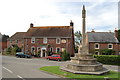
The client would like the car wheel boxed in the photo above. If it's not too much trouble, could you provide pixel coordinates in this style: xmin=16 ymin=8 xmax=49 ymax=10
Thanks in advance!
xmin=58 ymin=59 xmax=60 ymax=61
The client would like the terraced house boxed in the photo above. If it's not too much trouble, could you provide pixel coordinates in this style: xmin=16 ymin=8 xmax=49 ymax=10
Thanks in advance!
xmin=7 ymin=21 xmax=75 ymax=57
xmin=87 ymin=29 xmax=120 ymax=55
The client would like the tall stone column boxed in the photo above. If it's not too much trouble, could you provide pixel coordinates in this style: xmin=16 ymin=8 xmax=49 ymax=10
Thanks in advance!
xmin=60 ymin=5 xmax=109 ymax=75
xmin=82 ymin=5 xmax=86 ymax=47
xmin=79 ymin=5 xmax=88 ymax=54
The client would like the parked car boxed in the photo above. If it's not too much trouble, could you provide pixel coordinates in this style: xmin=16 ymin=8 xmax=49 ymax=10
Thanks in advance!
xmin=46 ymin=54 xmax=62 ymax=61
xmin=16 ymin=52 xmax=31 ymax=58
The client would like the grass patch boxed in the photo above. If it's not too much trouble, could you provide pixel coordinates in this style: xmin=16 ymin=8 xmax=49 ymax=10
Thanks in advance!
xmin=39 ymin=66 xmax=119 ymax=80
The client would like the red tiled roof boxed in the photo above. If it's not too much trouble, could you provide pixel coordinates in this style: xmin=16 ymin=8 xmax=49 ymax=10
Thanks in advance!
xmin=7 ymin=32 xmax=26 ymax=40
xmin=25 ymin=26 xmax=72 ymax=38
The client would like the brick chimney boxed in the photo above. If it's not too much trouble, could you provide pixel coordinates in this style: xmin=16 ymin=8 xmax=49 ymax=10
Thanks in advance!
xmin=30 ymin=23 xmax=34 ymax=28
xmin=70 ymin=20 xmax=74 ymax=27
xmin=114 ymin=28 xmax=118 ymax=38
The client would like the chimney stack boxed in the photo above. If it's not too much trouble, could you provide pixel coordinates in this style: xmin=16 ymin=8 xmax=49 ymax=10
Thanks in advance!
xmin=91 ymin=29 xmax=95 ymax=32
xmin=30 ymin=23 xmax=34 ymax=28
xmin=70 ymin=20 xmax=74 ymax=27
xmin=114 ymin=28 xmax=118 ymax=38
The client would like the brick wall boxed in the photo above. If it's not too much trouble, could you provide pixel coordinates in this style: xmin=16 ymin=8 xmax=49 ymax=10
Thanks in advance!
xmin=89 ymin=42 xmax=119 ymax=55
xmin=24 ymin=38 xmax=74 ymax=56
xmin=7 ymin=40 xmax=23 ymax=48
xmin=0 ymin=42 xmax=7 ymax=52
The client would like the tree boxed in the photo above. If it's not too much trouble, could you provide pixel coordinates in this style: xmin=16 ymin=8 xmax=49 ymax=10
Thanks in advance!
xmin=118 ymin=29 xmax=120 ymax=42
xmin=74 ymin=31 xmax=82 ymax=53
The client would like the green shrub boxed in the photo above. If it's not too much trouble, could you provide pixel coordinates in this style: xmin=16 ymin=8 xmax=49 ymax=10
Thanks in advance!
xmin=61 ymin=50 xmax=70 ymax=61
xmin=6 ymin=45 xmax=22 ymax=55
xmin=55 ymin=50 xmax=70 ymax=61
xmin=94 ymin=55 xmax=120 ymax=66
xmin=6 ymin=47 xmax=12 ymax=54
xmin=101 ymin=49 xmax=115 ymax=55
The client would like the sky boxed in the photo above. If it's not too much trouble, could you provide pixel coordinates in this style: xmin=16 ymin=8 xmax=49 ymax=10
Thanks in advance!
xmin=0 ymin=0 xmax=119 ymax=36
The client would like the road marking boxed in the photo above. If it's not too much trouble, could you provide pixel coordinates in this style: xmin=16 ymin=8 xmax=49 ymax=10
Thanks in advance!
xmin=17 ymin=75 xmax=25 ymax=80
xmin=3 ymin=67 xmax=13 ymax=73
xmin=17 ymin=75 xmax=23 ymax=78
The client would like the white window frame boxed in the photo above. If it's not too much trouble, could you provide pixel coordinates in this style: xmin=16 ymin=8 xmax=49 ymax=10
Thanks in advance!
xmin=50 ymin=47 xmax=53 ymax=52
xmin=94 ymin=43 xmax=99 ymax=49
xmin=16 ymin=40 xmax=18 ymax=43
xmin=43 ymin=37 xmax=47 ymax=43
xmin=61 ymin=39 xmax=66 ymax=43
xmin=56 ymin=38 xmax=61 ymax=44
xmin=108 ymin=44 xmax=113 ymax=49
xmin=31 ymin=37 xmax=35 ymax=43
xmin=37 ymin=47 xmax=40 ymax=52
xmin=31 ymin=46 xmax=35 ymax=55
xmin=56 ymin=47 xmax=61 ymax=53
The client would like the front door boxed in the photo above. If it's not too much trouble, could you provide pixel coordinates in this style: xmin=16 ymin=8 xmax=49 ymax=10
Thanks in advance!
xmin=41 ymin=48 xmax=46 ymax=57
xmin=42 ymin=50 xmax=46 ymax=57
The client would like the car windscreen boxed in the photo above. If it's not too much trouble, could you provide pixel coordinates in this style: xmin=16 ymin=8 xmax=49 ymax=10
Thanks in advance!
xmin=52 ymin=55 xmax=59 ymax=57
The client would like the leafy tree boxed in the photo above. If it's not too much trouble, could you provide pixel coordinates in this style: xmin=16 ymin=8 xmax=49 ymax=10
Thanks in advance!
xmin=74 ymin=31 xmax=82 ymax=53
xmin=118 ymin=29 xmax=120 ymax=42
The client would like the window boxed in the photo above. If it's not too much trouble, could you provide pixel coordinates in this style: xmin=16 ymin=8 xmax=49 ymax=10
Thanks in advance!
xmin=37 ymin=47 xmax=40 ymax=53
xmin=56 ymin=38 xmax=61 ymax=44
xmin=108 ymin=44 xmax=113 ymax=49
xmin=10 ymin=40 xmax=12 ymax=43
xmin=16 ymin=40 xmax=18 ymax=43
xmin=94 ymin=43 xmax=99 ymax=49
xmin=95 ymin=51 xmax=99 ymax=55
xmin=50 ymin=47 xmax=53 ymax=52
xmin=61 ymin=39 xmax=66 ymax=43
xmin=31 ymin=37 xmax=35 ymax=43
xmin=43 ymin=37 xmax=47 ymax=43
xmin=31 ymin=46 xmax=35 ymax=55
xmin=56 ymin=47 xmax=60 ymax=53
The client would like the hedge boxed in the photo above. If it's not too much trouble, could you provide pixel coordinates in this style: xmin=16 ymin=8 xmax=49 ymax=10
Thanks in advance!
xmin=94 ymin=55 xmax=120 ymax=66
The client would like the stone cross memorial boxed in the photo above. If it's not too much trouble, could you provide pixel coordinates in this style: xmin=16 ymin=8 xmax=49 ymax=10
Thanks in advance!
xmin=60 ymin=5 xmax=109 ymax=75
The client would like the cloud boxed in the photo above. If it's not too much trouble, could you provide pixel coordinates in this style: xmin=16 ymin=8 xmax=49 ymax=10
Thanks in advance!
xmin=0 ymin=0 xmax=118 ymax=36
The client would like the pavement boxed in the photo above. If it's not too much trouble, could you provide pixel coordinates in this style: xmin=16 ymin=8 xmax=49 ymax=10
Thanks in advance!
xmin=1 ymin=55 xmax=120 ymax=79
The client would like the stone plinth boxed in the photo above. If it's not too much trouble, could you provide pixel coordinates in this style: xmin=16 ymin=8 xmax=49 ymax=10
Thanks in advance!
xmin=60 ymin=54 xmax=109 ymax=75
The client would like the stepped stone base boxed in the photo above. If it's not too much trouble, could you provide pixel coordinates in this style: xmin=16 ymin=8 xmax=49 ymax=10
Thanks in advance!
xmin=60 ymin=54 xmax=109 ymax=75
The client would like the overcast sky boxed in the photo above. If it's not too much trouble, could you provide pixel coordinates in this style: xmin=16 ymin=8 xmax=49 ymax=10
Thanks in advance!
xmin=0 ymin=0 xmax=119 ymax=36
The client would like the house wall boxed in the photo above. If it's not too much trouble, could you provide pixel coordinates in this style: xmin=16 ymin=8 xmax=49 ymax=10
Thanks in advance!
xmin=7 ymin=40 xmax=23 ymax=48
xmin=24 ymin=38 xmax=74 ymax=56
xmin=0 ymin=42 xmax=7 ymax=52
xmin=89 ymin=42 xmax=119 ymax=55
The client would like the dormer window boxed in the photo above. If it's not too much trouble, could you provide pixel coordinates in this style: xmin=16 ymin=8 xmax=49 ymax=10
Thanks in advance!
xmin=56 ymin=38 xmax=61 ymax=44
xmin=31 ymin=37 xmax=35 ymax=43
xmin=108 ymin=44 xmax=113 ymax=49
xmin=94 ymin=43 xmax=99 ymax=49
xmin=43 ymin=37 xmax=47 ymax=43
